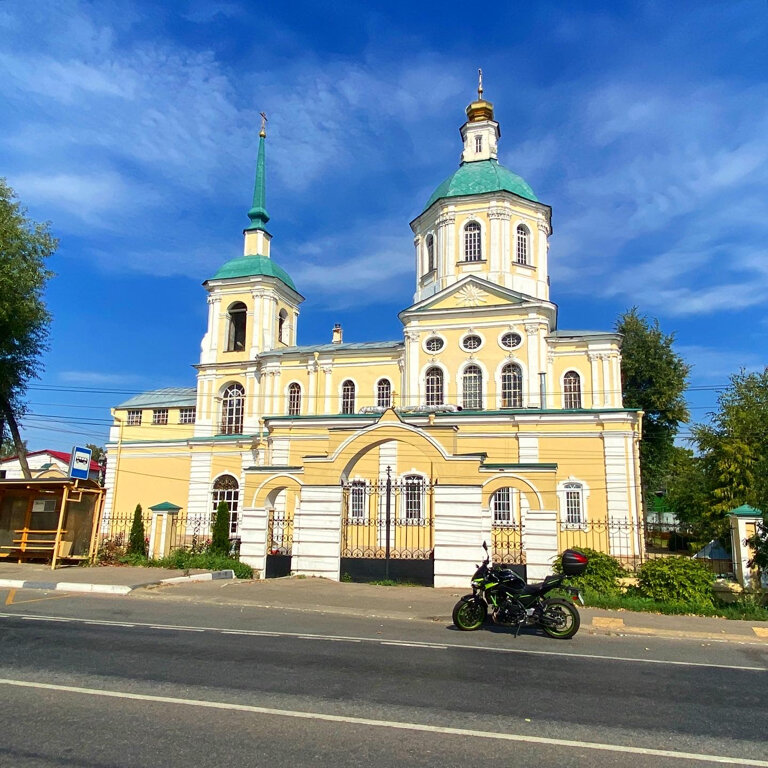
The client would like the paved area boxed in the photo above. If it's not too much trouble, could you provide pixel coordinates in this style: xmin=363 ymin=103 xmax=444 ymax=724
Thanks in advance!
xmin=0 ymin=562 xmax=765 ymax=642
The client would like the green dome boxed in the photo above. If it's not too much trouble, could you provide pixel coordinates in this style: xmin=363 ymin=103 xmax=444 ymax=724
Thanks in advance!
xmin=424 ymin=159 xmax=538 ymax=212
xmin=209 ymin=254 xmax=296 ymax=291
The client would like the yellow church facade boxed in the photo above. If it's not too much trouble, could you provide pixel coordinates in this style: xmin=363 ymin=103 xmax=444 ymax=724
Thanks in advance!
xmin=104 ymin=88 xmax=643 ymax=587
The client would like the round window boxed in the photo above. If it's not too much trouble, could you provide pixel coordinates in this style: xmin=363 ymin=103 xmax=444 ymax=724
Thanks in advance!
xmin=462 ymin=334 xmax=482 ymax=351
xmin=425 ymin=336 xmax=444 ymax=353
xmin=501 ymin=332 xmax=522 ymax=349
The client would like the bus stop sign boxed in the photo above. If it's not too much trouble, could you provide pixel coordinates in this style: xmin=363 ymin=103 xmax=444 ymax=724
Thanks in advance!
xmin=69 ymin=446 xmax=92 ymax=480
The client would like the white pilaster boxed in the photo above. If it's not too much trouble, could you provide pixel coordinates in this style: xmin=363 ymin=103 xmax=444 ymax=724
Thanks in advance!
xmin=603 ymin=432 xmax=635 ymax=558
xmin=239 ymin=505 xmax=269 ymax=577
xmin=588 ymin=352 xmax=601 ymax=408
xmin=525 ymin=321 xmax=541 ymax=407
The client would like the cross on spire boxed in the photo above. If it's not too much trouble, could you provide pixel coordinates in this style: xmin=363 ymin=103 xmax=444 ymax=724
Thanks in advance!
xmin=259 ymin=111 xmax=268 ymax=138
xmin=478 ymin=68 xmax=483 ymax=100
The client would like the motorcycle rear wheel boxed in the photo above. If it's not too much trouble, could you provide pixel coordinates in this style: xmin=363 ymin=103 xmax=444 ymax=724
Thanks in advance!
xmin=541 ymin=598 xmax=580 ymax=639
xmin=452 ymin=597 xmax=487 ymax=631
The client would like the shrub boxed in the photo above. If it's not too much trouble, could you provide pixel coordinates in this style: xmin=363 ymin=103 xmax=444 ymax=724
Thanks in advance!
xmin=96 ymin=534 xmax=126 ymax=564
xmin=554 ymin=547 xmax=626 ymax=596
xmin=153 ymin=548 xmax=253 ymax=579
xmin=636 ymin=556 xmax=715 ymax=605
xmin=210 ymin=500 xmax=231 ymax=556
xmin=128 ymin=504 xmax=147 ymax=556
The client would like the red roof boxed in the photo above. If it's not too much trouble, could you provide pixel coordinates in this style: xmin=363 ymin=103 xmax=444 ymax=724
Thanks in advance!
xmin=1 ymin=449 xmax=101 ymax=472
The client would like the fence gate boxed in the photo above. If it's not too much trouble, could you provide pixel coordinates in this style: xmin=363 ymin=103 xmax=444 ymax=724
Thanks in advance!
xmin=265 ymin=506 xmax=293 ymax=578
xmin=341 ymin=467 xmax=434 ymax=585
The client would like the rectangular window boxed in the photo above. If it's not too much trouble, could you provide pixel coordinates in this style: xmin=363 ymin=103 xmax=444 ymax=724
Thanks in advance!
xmin=475 ymin=135 xmax=482 ymax=152
xmin=152 ymin=409 xmax=168 ymax=425
xmin=179 ymin=407 xmax=196 ymax=424
xmin=127 ymin=410 xmax=142 ymax=426
xmin=565 ymin=488 xmax=583 ymax=525
xmin=493 ymin=488 xmax=512 ymax=524
xmin=350 ymin=482 xmax=366 ymax=519
xmin=404 ymin=477 xmax=424 ymax=521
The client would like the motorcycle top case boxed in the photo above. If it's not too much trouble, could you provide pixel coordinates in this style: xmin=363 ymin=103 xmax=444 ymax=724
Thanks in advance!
xmin=561 ymin=549 xmax=588 ymax=576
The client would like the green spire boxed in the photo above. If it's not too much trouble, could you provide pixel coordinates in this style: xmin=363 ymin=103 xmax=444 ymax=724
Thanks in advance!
xmin=245 ymin=114 xmax=270 ymax=233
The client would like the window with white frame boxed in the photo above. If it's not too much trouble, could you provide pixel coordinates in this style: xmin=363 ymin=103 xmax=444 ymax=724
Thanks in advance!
xmin=564 ymin=370 xmax=582 ymax=409
xmin=226 ymin=302 xmax=247 ymax=352
xmin=179 ymin=407 xmax=196 ymax=424
xmin=403 ymin=475 xmax=424 ymax=520
xmin=152 ymin=408 xmax=168 ymax=425
xmin=500 ymin=332 xmax=522 ymax=350
xmin=425 ymin=336 xmax=444 ymax=353
xmin=501 ymin=363 xmax=523 ymax=408
xmin=492 ymin=487 xmax=515 ymax=525
xmin=221 ymin=383 xmax=245 ymax=434
xmin=212 ymin=474 xmax=240 ymax=536
xmin=563 ymin=482 xmax=585 ymax=526
xmin=349 ymin=480 xmax=366 ymax=519
xmin=462 ymin=365 xmax=483 ymax=410
xmin=462 ymin=334 xmax=482 ymax=351
xmin=288 ymin=382 xmax=301 ymax=416
xmin=516 ymin=225 xmax=529 ymax=265
xmin=426 ymin=235 xmax=435 ymax=272
xmin=463 ymin=221 xmax=482 ymax=261
xmin=425 ymin=367 xmax=444 ymax=406
xmin=377 ymin=378 xmax=392 ymax=409
xmin=341 ymin=380 xmax=356 ymax=414
xmin=475 ymin=135 xmax=483 ymax=153
xmin=127 ymin=410 xmax=142 ymax=426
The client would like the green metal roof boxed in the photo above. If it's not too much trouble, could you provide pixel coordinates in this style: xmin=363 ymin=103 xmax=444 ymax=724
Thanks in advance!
xmin=424 ymin=159 xmax=538 ymax=212
xmin=245 ymin=134 xmax=270 ymax=234
xmin=149 ymin=501 xmax=182 ymax=512
xmin=730 ymin=504 xmax=763 ymax=518
xmin=117 ymin=387 xmax=196 ymax=409
xmin=209 ymin=254 xmax=296 ymax=291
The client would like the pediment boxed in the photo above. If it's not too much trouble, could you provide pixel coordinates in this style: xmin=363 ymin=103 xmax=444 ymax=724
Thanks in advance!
xmin=402 ymin=276 xmax=536 ymax=315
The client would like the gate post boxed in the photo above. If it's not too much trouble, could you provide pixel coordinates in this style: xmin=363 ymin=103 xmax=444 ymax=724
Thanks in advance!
xmin=148 ymin=502 xmax=181 ymax=559
xmin=293 ymin=485 xmax=343 ymax=580
xmin=729 ymin=505 xmax=763 ymax=588
xmin=239 ymin=506 xmax=269 ymax=578
xmin=433 ymin=485 xmax=482 ymax=588
xmin=522 ymin=509 xmax=558 ymax=581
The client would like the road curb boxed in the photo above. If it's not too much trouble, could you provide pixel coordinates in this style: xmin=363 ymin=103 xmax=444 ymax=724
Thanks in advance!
xmin=0 ymin=570 xmax=235 ymax=596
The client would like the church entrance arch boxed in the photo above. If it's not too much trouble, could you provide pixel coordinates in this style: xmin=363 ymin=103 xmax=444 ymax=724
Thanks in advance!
xmin=257 ymin=481 xmax=300 ymax=579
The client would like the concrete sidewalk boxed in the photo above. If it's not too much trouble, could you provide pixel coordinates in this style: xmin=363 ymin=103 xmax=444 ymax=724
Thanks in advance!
xmin=0 ymin=563 xmax=765 ymax=643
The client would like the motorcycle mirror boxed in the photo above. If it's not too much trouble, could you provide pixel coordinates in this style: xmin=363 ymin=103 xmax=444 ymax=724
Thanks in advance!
xmin=482 ymin=541 xmax=488 ymax=553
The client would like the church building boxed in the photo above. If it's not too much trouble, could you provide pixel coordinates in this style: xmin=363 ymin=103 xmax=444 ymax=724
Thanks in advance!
xmin=104 ymin=83 xmax=643 ymax=587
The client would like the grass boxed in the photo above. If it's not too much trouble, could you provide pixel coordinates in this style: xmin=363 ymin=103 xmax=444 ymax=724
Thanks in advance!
xmin=96 ymin=548 xmax=254 ymax=579
xmin=582 ymin=588 xmax=768 ymax=622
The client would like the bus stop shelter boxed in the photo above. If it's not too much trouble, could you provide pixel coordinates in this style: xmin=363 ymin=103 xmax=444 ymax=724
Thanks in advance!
xmin=0 ymin=478 xmax=105 ymax=568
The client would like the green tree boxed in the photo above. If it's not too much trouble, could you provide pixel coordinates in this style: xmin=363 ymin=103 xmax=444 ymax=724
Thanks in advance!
xmin=662 ymin=446 xmax=717 ymax=538
xmin=616 ymin=308 xmax=690 ymax=506
xmin=210 ymin=500 xmax=231 ymax=556
xmin=86 ymin=444 xmax=105 ymax=463
xmin=692 ymin=368 xmax=768 ymax=523
xmin=0 ymin=179 xmax=57 ymax=479
xmin=128 ymin=504 xmax=146 ymax=556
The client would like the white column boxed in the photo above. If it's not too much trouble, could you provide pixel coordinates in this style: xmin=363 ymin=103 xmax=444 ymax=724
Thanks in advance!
xmin=489 ymin=206 xmax=501 ymax=277
xmin=601 ymin=354 xmax=613 ymax=408
xmin=186 ymin=451 xmax=213 ymax=525
xmin=433 ymin=485 xmax=483 ymax=588
xmin=243 ymin=371 xmax=259 ymax=433
xmin=293 ymin=485 xmax=343 ymax=579
xmin=536 ymin=219 xmax=550 ymax=300
xmin=525 ymin=321 xmax=541 ymax=407
xmin=322 ymin=365 xmax=333 ymax=413
xmin=603 ymin=432 xmax=634 ymax=558
xmin=588 ymin=352 xmax=601 ymax=408
xmin=522 ymin=508 xmax=558 ymax=581
xmin=405 ymin=330 xmax=420 ymax=407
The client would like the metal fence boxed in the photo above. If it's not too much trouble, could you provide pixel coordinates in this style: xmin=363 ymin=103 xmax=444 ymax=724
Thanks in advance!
xmin=99 ymin=510 xmax=214 ymax=556
xmin=557 ymin=518 xmax=733 ymax=575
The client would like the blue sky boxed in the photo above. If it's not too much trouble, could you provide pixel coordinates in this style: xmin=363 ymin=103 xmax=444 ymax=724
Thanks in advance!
xmin=1 ymin=0 xmax=766 ymax=451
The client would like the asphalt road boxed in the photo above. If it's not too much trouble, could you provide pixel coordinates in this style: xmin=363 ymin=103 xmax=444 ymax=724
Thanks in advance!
xmin=0 ymin=592 xmax=766 ymax=767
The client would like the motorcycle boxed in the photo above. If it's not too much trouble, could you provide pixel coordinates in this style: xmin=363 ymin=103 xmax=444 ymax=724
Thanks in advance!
xmin=452 ymin=543 xmax=588 ymax=639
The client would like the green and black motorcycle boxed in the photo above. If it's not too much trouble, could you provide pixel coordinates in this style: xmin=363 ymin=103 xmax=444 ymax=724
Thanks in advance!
xmin=452 ymin=542 xmax=587 ymax=639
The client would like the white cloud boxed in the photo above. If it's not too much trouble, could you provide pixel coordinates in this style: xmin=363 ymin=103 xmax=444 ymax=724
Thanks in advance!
xmin=59 ymin=370 xmax=145 ymax=385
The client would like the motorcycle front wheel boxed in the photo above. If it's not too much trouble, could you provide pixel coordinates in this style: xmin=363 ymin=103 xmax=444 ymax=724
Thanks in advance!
xmin=541 ymin=598 xmax=580 ymax=639
xmin=452 ymin=597 xmax=487 ymax=631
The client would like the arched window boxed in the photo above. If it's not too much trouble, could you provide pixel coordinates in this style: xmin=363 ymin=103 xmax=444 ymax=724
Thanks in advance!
xmin=426 ymin=234 xmax=435 ymax=272
xmin=341 ymin=380 xmax=356 ymax=414
xmin=425 ymin=367 xmax=443 ymax=406
xmin=278 ymin=309 xmax=288 ymax=343
xmin=403 ymin=475 xmax=424 ymax=521
xmin=462 ymin=365 xmax=483 ymax=410
xmin=463 ymin=221 xmax=482 ymax=262
xmin=501 ymin=363 xmax=523 ymax=409
xmin=516 ymin=225 xmax=529 ymax=265
xmin=377 ymin=378 xmax=392 ymax=409
xmin=226 ymin=302 xmax=247 ymax=352
xmin=288 ymin=382 xmax=301 ymax=416
xmin=212 ymin=474 xmax=240 ymax=536
xmin=349 ymin=480 xmax=366 ymax=519
xmin=492 ymin=487 xmax=514 ymax=525
xmin=221 ymin=383 xmax=244 ymax=434
xmin=563 ymin=482 xmax=584 ymax=526
xmin=564 ymin=371 xmax=582 ymax=409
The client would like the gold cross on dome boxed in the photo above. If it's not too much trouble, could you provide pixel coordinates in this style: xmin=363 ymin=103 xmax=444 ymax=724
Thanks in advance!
xmin=478 ymin=68 xmax=483 ymax=99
